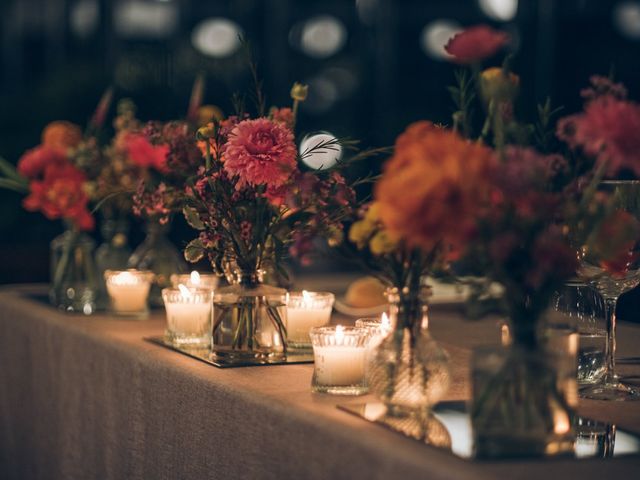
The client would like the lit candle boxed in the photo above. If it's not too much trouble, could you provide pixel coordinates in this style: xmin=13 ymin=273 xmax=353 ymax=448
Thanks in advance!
xmin=286 ymin=291 xmax=335 ymax=348
xmin=162 ymin=285 xmax=213 ymax=348
xmin=104 ymin=269 xmax=154 ymax=317
xmin=310 ymin=325 xmax=369 ymax=395
xmin=170 ymin=271 xmax=219 ymax=290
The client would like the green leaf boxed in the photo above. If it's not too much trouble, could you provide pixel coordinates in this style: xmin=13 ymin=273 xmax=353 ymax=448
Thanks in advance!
xmin=0 ymin=157 xmax=27 ymax=185
xmin=183 ymin=206 xmax=205 ymax=230
xmin=184 ymin=238 xmax=205 ymax=263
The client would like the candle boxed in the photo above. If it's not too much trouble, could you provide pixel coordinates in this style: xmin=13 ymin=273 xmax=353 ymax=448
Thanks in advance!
xmin=162 ymin=285 xmax=213 ymax=348
xmin=286 ymin=291 xmax=335 ymax=348
xmin=356 ymin=313 xmax=393 ymax=380
xmin=310 ymin=325 xmax=369 ymax=395
xmin=170 ymin=271 xmax=219 ymax=290
xmin=104 ymin=269 xmax=154 ymax=317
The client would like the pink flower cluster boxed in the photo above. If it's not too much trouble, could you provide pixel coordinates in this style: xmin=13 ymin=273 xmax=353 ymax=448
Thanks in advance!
xmin=557 ymin=95 xmax=640 ymax=177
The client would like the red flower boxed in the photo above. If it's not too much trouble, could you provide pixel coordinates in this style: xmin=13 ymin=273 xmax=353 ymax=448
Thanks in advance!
xmin=23 ymin=162 xmax=94 ymax=231
xmin=444 ymin=25 xmax=510 ymax=64
xmin=17 ymin=145 xmax=68 ymax=179
xmin=124 ymin=133 xmax=170 ymax=173
xmin=270 ymin=107 xmax=295 ymax=129
xmin=222 ymin=118 xmax=297 ymax=190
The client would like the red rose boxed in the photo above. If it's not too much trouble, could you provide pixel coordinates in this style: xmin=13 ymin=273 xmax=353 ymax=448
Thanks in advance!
xmin=444 ymin=25 xmax=510 ymax=64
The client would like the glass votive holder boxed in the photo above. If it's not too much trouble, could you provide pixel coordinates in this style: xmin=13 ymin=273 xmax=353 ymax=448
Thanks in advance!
xmin=162 ymin=286 xmax=213 ymax=348
xmin=104 ymin=269 xmax=154 ymax=317
xmin=170 ymin=271 xmax=219 ymax=291
xmin=286 ymin=291 xmax=335 ymax=350
xmin=310 ymin=325 xmax=369 ymax=395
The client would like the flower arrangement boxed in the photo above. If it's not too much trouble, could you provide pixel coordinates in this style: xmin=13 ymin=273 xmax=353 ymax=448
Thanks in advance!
xmin=370 ymin=23 xmax=640 ymax=454
xmin=182 ymin=82 xmax=357 ymax=281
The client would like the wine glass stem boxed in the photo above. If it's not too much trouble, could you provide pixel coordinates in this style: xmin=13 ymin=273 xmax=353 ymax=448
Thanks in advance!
xmin=603 ymin=297 xmax=618 ymax=385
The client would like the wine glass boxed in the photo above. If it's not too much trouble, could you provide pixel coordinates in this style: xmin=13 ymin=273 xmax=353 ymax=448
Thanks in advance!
xmin=579 ymin=180 xmax=640 ymax=401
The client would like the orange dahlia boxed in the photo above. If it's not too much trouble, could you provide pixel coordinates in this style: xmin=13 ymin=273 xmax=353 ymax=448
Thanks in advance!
xmin=374 ymin=121 xmax=496 ymax=253
xmin=41 ymin=121 xmax=83 ymax=152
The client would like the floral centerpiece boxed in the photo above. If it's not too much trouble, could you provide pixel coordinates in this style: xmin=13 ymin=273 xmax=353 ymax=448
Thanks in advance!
xmin=6 ymin=100 xmax=111 ymax=312
xmin=105 ymin=98 xmax=206 ymax=304
xmin=365 ymin=24 xmax=640 ymax=456
xmin=181 ymin=82 xmax=358 ymax=359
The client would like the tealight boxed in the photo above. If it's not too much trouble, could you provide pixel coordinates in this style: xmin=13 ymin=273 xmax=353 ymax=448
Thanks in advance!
xmin=170 ymin=271 xmax=219 ymax=290
xmin=356 ymin=313 xmax=393 ymax=380
xmin=310 ymin=325 xmax=369 ymax=395
xmin=162 ymin=285 xmax=213 ymax=348
xmin=104 ymin=269 xmax=154 ymax=317
xmin=286 ymin=291 xmax=335 ymax=349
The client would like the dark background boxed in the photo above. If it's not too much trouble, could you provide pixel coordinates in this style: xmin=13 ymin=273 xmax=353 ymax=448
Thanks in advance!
xmin=1 ymin=0 xmax=640 ymax=287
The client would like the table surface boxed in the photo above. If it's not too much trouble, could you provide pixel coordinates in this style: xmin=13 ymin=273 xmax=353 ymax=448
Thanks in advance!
xmin=2 ymin=281 xmax=640 ymax=480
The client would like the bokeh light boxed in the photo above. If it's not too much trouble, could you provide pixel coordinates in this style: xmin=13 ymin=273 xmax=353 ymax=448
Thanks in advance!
xmin=191 ymin=18 xmax=243 ymax=57
xmin=291 ymin=15 xmax=348 ymax=59
xmin=613 ymin=1 xmax=640 ymax=39
xmin=300 ymin=132 xmax=342 ymax=170
xmin=478 ymin=0 xmax=518 ymax=22
xmin=420 ymin=20 xmax=463 ymax=60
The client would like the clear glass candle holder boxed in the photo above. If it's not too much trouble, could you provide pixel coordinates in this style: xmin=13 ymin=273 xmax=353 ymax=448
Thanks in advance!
xmin=310 ymin=325 xmax=369 ymax=395
xmin=286 ymin=291 xmax=335 ymax=349
xmin=170 ymin=271 xmax=219 ymax=291
xmin=162 ymin=286 xmax=213 ymax=348
xmin=356 ymin=315 xmax=393 ymax=380
xmin=104 ymin=269 xmax=154 ymax=317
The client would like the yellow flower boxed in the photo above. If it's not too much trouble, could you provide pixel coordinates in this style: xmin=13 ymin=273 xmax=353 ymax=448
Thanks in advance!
xmin=197 ymin=105 xmax=224 ymax=127
xmin=369 ymin=230 xmax=398 ymax=256
xmin=290 ymin=82 xmax=309 ymax=102
xmin=364 ymin=202 xmax=381 ymax=222
xmin=349 ymin=219 xmax=376 ymax=249
xmin=480 ymin=67 xmax=520 ymax=104
xmin=196 ymin=125 xmax=215 ymax=139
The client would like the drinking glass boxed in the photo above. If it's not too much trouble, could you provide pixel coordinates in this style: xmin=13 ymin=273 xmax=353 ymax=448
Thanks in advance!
xmin=552 ymin=281 xmax=606 ymax=387
xmin=579 ymin=180 xmax=640 ymax=400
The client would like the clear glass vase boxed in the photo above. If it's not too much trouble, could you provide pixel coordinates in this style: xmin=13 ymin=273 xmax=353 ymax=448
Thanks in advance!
xmin=471 ymin=315 xmax=577 ymax=459
xmin=128 ymin=220 xmax=187 ymax=307
xmin=368 ymin=286 xmax=451 ymax=417
xmin=49 ymin=227 xmax=100 ymax=314
xmin=212 ymin=269 xmax=288 ymax=361
xmin=96 ymin=215 xmax=132 ymax=273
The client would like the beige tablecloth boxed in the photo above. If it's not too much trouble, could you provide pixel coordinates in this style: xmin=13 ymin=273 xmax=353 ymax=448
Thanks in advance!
xmin=1 ymin=283 xmax=640 ymax=480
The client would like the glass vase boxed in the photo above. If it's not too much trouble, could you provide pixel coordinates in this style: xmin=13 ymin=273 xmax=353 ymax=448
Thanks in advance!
xmin=471 ymin=315 xmax=578 ymax=458
xmin=96 ymin=215 xmax=132 ymax=309
xmin=49 ymin=227 xmax=100 ymax=314
xmin=128 ymin=220 xmax=187 ymax=307
xmin=368 ymin=286 xmax=451 ymax=417
xmin=96 ymin=215 xmax=131 ymax=273
xmin=212 ymin=269 xmax=288 ymax=361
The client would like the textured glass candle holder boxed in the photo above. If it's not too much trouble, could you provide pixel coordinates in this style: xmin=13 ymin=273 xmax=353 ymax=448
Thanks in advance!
xmin=162 ymin=287 xmax=213 ymax=348
xmin=104 ymin=269 xmax=154 ymax=318
xmin=170 ymin=272 xmax=219 ymax=291
xmin=286 ymin=291 xmax=335 ymax=350
xmin=310 ymin=325 xmax=369 ymax=395
xmin=356 ymin=316 xmax=393 ymax=382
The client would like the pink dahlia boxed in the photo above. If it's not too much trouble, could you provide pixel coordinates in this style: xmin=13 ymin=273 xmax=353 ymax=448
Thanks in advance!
xmin=222 ymin=118 xmax=297 ymax=190
xmin=444 ymin=25 xmax=510 ymax=64
xmin=558 ymin=96 xmax=640 ymax=176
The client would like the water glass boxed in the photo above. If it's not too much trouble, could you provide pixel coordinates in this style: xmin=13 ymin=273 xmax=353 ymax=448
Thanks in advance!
xmin=552 ymin=281 xmax=606 ymax=386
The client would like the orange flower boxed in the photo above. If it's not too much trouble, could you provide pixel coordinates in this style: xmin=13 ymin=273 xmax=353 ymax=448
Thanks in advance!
xmin=374 ymin=121 xmax=496 ymax=253
xmin=41 ymin=121 xmax=83 ymax=152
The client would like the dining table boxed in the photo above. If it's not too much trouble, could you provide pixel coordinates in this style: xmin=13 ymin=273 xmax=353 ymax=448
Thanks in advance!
xmin=1 ymin=278 xmax=640 ymax=480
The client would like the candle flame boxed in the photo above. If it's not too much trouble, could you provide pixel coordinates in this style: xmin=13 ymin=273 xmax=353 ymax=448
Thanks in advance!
xmin=335 ymin=324 xmax=344 ymax=343
xmin=190 ymin=271 xmax=201 ymax=285
xmin=112 ymin=270 xmax=138 ymax=286
xmin=301 ymin=290 xmax=315 ymax=308
xmin=178 ymin=284 xmax=192 ymax=298
xmin=381 ymin=312 xmax=390 ymax=329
